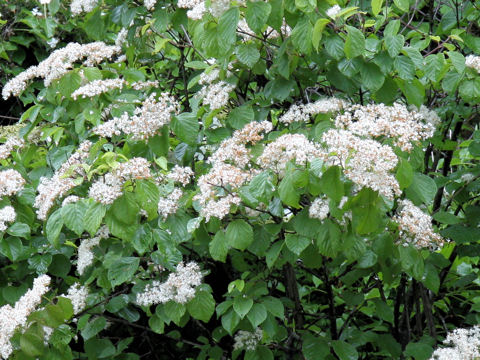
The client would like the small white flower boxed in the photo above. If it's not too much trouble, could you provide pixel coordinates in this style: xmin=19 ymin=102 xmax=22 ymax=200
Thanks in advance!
xmin=32 ymin=7 xmax=43 ymax=16
xmin=326 ymin=4 xmax=342 ymax=18
xmin=47 ymin=38 xmax=59 ymax=49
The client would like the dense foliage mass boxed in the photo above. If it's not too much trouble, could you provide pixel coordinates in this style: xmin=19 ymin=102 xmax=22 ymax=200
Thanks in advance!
xmin=1 ymin=0 xmax=480 ymax=359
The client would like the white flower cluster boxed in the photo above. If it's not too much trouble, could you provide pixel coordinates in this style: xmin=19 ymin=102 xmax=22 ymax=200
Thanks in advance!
xmin=0 ymin=275 xmax=50 ymax=359
xmin=63 ymin=283 xmax=89 ymax=315
xmin=279 ymin=97 xmax=349 ymax=124
xmin=144 ymin=0 xmax=157 ymax=10
xmin=70 ymin=0 xmax=99 ymax=15
xmin=393 ymin=199 xmax=445 ymax=249
xmin=194 ymin=121 xmax=272 ymax=220
xmin=89 ymin=157 xmax=152 ymax=205
xmin=335 ymin=103 xmax=437 ymax=152
xmin=257 ymin=133 xmax=323 ymax=174
xmin=197 ymin=65 xmax=236 ymax=110
xmin=71 ymin=79 xmax=159 ymax=99
xmin=167 ymin=165 xmax=194 ymax=186
xmin=430 ymin=326 xmax=480 ymax=360
xmin=322 ymin=129 xmax=400 ymax=200
xmin=158 ymin=188 xmax=183 ymax=219
xmin=0 ymin=169 xmax=25 ymax=197
xmin=77 ymin=226 xmax=109 ymax=275
xmin=309 ymin=197 xmax=330 ymax=221
xmin=0 ymin=137 xmax=24 ymax=160
xmin=177 ymin=0 xmax=229 ymax=19
xmin=136 ymin=262 xmax=203 ymax=306
xmin=2 ymin=42 xmax=121 ymax=99
xmin=466 ymin=55 xmax=480 ymax=74
xmin=0 ymin=206 xmax=16 ymax=232
xmin=34 ymin=140 xmax=92 ymax=220
xmin=115 ymin=28 xmax=128 ymax=47
xmin=93 ymin=92 xmax=179 ymax=140
xmin=326 ymin=4 xmax=342 ymax=18
xmin=233 ymin=328 xmax=263 ymax=351
xmin=237 ymin=18 xmax=292 ymax=41
xmin=61 ymin=195 xmax=81 ymax=207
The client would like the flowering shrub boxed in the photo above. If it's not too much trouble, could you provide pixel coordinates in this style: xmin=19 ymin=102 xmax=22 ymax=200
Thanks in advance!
xmin=1 ymin=0 xmax=480 ymax=359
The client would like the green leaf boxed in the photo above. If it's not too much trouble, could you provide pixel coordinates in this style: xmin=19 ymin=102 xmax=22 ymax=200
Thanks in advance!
xmin=61 ymin=202 xmax=86 ymax=236
xmin=84 ymin=200 xmax=107 ymax=236
xmin=218 ymin=7 xmax=239 ymax=52
xmin=371 ymin=0 xmax=384 ymax=16
xmin=302 ymin=333 xmax=330 ymax=360
xmin=385 ymin=35 xmax=404 ymax=58
xmin=236 ymin=43 xmax=260 ymax=68
xmin=247 ymin=303 xmax=267 ymax=327
xmin=107 ymin=257 xmax=140 ymax=288
xmin=262 ymin=296 xmax=284 ymax=318
xmin=221 ymin=310 xmax=240 ymax=335
xmin=401 ymin=78 xmax=425 ymax=107
xmin=316 ymin=219 xmax=341 ymax=257
xmin=249 ymin=172 xmax=275 ymax=203
xmin=171 ymin=113 xmax=199 ymax=145
xmin=285 ymin=234 xmax=311 ymax=255
xmin=0 ymin=237 xmax=23 ymax=261
xmin=405 ymin=173 xmax=437 ymax=205
xmin=393 ymin=0 xmax=409 ymax=12
xmin=441 ymin=225 xmax=480 ymax=244
xmin=7 ymin=222 xmax=30 ymax=238
xmin=295 ymin=0 xmax=316 ymax=12
xmin=164 ymin=301 xmax=186 ymax=325
xmin=20 ymin=326 xmax=44 ymax=357
xmin=344 ymin=26 xmax=365 ymax=59
xmin=210 ymin=231 xmax=229 ymax=262
xmin=373 ymin=298 xmax=394 ymax=323
xmin=58 ymin=71 xmax=81 ymax=98
xmin=394 ymin=56 xmax=415 ymax=80
xmin=187 ymin=290 xmax=215 ymax=322
xmin=246 ymin=1 xmax=271 ymax=33
xmin=84 ymin=9 xmax=105 ymax=41
xmin=312 ymin=19 xmax=330 ymax=51
xmin=351 ymin=188 xmax=383 ymax=234
xmin=332 ymin=340 xmax=358 ymax=360
xmin=433 ymin=211 xmax=460 ymax=224
xmin=360 ymin=61 xmax=385 ymax=91
xmin=81 ymin=317 xmax=107 ymax=340
xmin=84 ymin=338 xmax=116 ymax=359
xmin=448 ymin=51 xmax=465 ymax=73
xmin=46 ymin=209 xmax=64 ymax=247
xmin=233 ymin=296 xmax=253 ymax=318
xmin=228 ymin=105 xmax=254 ymax=129
xmin=291 ymin=17 xmax=313 ymax=54
xmin=319 ymin=166 xmax=344 ymax=202
xmin=405 ymin=342 xmax=434 ymax=360
xmin=396 ymin=158 xmax=413 ymax=189
xmin=226 ymin=219 xmax=254 ymax=250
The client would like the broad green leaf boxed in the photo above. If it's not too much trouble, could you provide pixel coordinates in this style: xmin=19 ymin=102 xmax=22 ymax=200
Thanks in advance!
xmin=210 ymin=231 xmax=229 ymax=262
xmin=233 ymin=296 xmax=253 ymax=318
xmin=171 ymin=113 xmax=199 ymax=145
xmin=221 ymin=310 xmax=240 ymax=335
xmin=396 ymin=158 xmax=413 ymax=189
xmin=332 ymin=340 xmax=358 ymax=360
xmin=405 ymin=342 xmax=434 ymax=360
xmin=360 ymin=61 xmax=385 ymax=91
xmin=0 ymin=237 xmax=23 ymax=261
xmin=20 ymin=326 xmax=44 ymax=357
xmin=319 ymin=166 xmax=344 ymax=202
xmin=312 ymin=19 xmax=330 ymax=51
xmin=291 ymin=17 xmax=313 ymax=54
xmin=278 ymin=172 xmax=301 ymax=208
xmin=247 ymin=303 xmax=267 ymax=327
xmin=46 ymin=209 xmax=64 ymax=247
xmin=401 ymin=78 xmax=425 ymax=107
xmin=262 ymin=296 xmax=284 ymax=318
xmin=84 ymin=338 xmax=116 ymax=359
xmin=84 ymin=200 xmax=106 ymax=236
xmin=107 ymin=257 xmax=140 ymax=288
xmin=81 ymin=317 xmax=107 ymax=340
xmin=344 ymin=26 xmax=365 ymax=59
xmin=7 ymin=222 xmax=30 ymax=238
xmin=285 ymin=234 xmax=310 ymax=255
xmin=303 ymin=333 xmax=329 ymax=360
xmin=385 ymin=35 xmax=404 ymax=58
xmin=295 ymin=0 xmax=316 ymax=12
xmin=61 ymin=202 xmax=86 ymax=236
xmin=371 ymin=0 xmax=383 ymax=16
xmin=187 ymin=290 xmax=215 ymax=322
xmin=226 ymin=219 xmax=254 ymax=250
xmin=433 ymin=211 xmax=460 ymax=224
xmin=405 ymin=173 xmax=437 ymax=205
xmin=317 ymin=219 xmax=341 ymax=257
xmin=164 ymin=301 xmax=186 ymax=324
xmin=393 ymin=0 xmax=409 ymax=12
xmin=246 ymin=1 xmax=271 ymax=33
xmin=394 ymin=56 xmax=415 ymax=80
xmin=236 ymin=43 xmax=261 ymax=68
xmin=448 ymin=51 xmax=465 ymax=73
xmin=218 ymin=7 xmax=239 ymax=52
xmin=228 ymin=105 xmax=254 ymax=129
xmin=441 ymin=225 xmax=480 ymax=244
